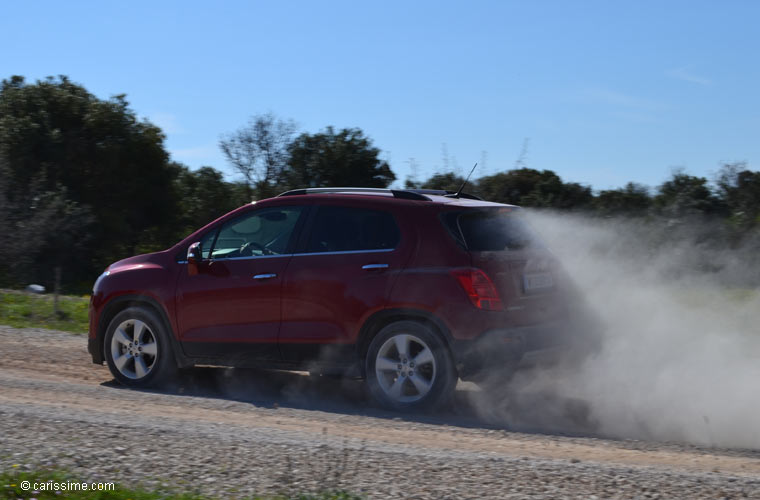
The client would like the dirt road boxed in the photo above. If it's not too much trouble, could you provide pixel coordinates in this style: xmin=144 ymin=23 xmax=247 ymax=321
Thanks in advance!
xmin=2 ymin=326 xmax=759 ymax=499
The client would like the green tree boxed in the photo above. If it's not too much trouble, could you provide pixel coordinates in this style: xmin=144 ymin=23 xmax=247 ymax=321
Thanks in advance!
xmin=0 ymin=75 xmax=179 ymax=284
xmin=173 ymin=165 xmax=248 ymax=235
xmin=523 ymin=177 xmax=593 ymax=209
xmin=594 ymin=182 xmax=652 ymax=216
xmin=420 ymin=172 xmax=465 ymax=192
xmin=476 ymin=168 xmax=592 ymax=209
xmin=0 ymin=157 xmax=93 ymax=289
xmin=283 ymin=127 xmax=395 ymax=189
xmin=715 ymin=162 xmax=760 ymax=228
xmin=477 ymin=168 xmax=545 ymax=205
xmin=654 ymin=170 xmax=721 ymax=218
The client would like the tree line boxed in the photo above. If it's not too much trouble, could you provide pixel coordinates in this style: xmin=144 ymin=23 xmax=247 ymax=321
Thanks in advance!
xmin=1 ymin=76 xmax=758 ymax=292
xmin=409 ymin=163 xmax=760 ymax=225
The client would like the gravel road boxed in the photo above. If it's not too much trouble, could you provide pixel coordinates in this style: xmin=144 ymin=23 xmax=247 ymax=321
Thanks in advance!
xmin=2 ymin=325 xmax=760 ymax=499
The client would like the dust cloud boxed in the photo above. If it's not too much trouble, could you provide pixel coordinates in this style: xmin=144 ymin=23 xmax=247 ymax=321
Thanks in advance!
xmin=483 ymin=212 xmax=760 ymax=449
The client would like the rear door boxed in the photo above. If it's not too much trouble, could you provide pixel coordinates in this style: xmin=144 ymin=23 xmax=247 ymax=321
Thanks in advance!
xmin=279 ymin=202 xmax=413 ymax=364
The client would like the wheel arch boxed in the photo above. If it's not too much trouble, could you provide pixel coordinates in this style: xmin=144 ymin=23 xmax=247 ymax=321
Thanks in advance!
xmin=96 ymin=295 xmax=191 ymax=368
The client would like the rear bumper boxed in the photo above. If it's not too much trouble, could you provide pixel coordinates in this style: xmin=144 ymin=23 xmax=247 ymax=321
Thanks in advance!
xmin=453 ymin=317 xmax=601 ymax=381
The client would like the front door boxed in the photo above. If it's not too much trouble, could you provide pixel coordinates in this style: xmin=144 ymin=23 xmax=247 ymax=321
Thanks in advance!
xmin=176 ymin=205 xmax=306 ymax=363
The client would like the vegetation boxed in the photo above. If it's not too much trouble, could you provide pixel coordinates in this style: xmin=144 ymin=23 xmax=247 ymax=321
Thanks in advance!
xmin=0 ymin=78 xmax=397 ymax=293
xmin=0 ymin=76 xmax=178 ymax=290
xmin=0 ymin=290 xmax=89 ymax=333
xmin=283 ymin=127 xmax=395 ymax=189
xmin=1 ymin=468 xmax=362 ymax=500
xmin=219 ymin=113 xmax=297 ymax=200
xmin=1 ymin=74 xmax=759 ymax=293
xmin=220 ymin=117 xmax=394 ymax=198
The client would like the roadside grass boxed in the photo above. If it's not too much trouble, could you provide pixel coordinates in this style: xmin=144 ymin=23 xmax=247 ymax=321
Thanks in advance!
xmin=0 ymin=290 xmax=89 ymax=333
xmin=1 ymin=468 xmax=362 ymax=500
xmin=675 ymin=287 xmax=759 ymax=308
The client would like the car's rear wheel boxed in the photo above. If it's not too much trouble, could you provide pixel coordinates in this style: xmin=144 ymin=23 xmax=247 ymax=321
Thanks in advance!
xmin=104 ymin=307 xmax=177 ymax=387
xmin=365 ymin=320 xmax=456 ymax=411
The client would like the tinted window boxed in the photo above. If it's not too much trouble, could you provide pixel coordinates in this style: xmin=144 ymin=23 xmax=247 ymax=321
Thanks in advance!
xmin=209 ymin=207 xmax=304 ymax=259
xmin=306 ymin=206 xmax=400 ymax=253
xmin=443 ymin=209 xmax=539 ymax=251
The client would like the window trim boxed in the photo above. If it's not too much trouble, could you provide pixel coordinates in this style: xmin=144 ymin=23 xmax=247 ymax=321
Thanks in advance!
xmin=177 ymin=247 xmax=394 ymax=265
xmin=292 ymin=247 xmax=395 ymax=257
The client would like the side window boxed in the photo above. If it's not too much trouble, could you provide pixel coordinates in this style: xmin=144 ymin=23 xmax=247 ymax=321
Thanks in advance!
xmin=209 ymin=206 xmax=304 ymax=259
xmin=306 ymin=206 xmax=400 ymax=253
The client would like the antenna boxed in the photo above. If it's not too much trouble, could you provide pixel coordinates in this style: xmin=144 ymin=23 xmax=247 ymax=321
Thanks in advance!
xmin=451 ymin=162 xmax=478 ymax=198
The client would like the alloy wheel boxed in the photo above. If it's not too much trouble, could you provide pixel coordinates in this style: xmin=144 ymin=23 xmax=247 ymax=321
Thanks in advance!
xmin=374 ymin=333 xmax=437 ymax=403
xmin=110 ymin=319 xmax=158 ymax=380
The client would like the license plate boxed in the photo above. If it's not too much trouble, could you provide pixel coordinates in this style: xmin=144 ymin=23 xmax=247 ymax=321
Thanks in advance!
xmin=523 ymin=272 xmax=553 ymax=292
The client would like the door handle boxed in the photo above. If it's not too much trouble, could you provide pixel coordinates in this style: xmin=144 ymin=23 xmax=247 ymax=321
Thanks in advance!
xmin=362 ymin=263 xmax=389 ymax=270
xmin=253 ymin=273 xmax=277 ymax=280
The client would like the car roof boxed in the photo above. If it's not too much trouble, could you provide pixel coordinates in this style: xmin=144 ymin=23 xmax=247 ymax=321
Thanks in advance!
xmin=413 ymin=194 xmax=517 ymax=208
xmin=274 ymin=187 xmax=519 ymax=209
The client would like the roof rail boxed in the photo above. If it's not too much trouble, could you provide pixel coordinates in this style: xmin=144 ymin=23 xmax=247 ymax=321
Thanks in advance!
xmin=405 ymin=189 xmax=484 ymax=201
xmin=277 ymin=187 xmax=484 ymax=201
xmin=277 ymin=187 xmax=432 ymax=201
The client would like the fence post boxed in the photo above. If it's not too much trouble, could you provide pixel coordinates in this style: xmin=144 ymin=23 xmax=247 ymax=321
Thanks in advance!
xmin=54 ymin=266 xmax=61 ymax=315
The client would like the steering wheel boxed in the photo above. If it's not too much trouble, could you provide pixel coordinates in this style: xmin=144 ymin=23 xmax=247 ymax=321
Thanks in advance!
xmin=239 ymin=241 xmax=273 ymax=257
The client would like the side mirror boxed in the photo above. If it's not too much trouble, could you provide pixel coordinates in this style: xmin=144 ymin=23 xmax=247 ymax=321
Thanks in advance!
xmin=187 ymin=242 xmax=202 ymax=276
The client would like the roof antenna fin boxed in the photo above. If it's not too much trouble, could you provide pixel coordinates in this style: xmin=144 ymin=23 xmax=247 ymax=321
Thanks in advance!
xmin=450 ymin=162 xmax=478 ymax=198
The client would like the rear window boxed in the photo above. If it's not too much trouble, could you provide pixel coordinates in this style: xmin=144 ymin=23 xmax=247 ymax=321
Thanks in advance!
xmin=442 ymin=209 xmax=539 ymax=251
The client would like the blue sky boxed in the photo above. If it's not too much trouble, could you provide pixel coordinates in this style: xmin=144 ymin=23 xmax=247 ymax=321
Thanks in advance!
xmin=2 ymin=0 xmax=758 ymax=190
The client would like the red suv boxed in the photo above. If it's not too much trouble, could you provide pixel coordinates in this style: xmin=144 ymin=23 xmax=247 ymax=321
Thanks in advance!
xmin=89 ymin=188 xmax=593 ymax=410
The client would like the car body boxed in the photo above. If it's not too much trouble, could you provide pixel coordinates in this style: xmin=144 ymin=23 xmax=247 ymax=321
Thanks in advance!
xmin=88 ymin=188 xmax=596 ymax=410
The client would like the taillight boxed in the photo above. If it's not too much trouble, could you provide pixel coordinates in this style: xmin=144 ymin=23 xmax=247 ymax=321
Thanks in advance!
xmin=451 ymin=268 xmax=503 ymax=311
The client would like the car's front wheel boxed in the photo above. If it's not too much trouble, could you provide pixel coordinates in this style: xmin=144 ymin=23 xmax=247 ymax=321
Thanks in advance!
xmin=365 ymin=320 xmax=456 ymax=412
xmin=104 ymin=307 xmax=177 ymax=387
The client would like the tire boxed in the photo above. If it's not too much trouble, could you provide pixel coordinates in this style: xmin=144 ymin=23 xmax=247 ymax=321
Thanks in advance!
xmin=365 ymin=320 xmax=456 ymax=412
xmin=104 ymin=306 xmax=178 ymax=388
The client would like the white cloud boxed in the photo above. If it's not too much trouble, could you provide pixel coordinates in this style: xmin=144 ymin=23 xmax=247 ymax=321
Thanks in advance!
xmin=667 ymin=66 xmax=712 ymax=86
xmin=584 ymin=88 xmax=662 ymax=110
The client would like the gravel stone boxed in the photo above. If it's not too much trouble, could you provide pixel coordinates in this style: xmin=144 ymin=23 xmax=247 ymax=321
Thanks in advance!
xmin=2 ymin=326 xmax=760 ymax=499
